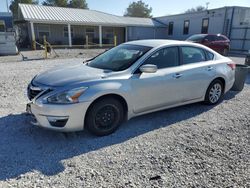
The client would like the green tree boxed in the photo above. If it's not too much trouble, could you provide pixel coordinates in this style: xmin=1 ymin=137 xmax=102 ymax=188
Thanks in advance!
xmin=42 ymin=0 xmax=68 ymax=7
xmin=10 ymin=0 xmax=38 ymax=19
xmin=68 ymin=0 xmax=88 ymax=9
xmin=185 ymin=6 xmax=206 ymax=13
xmin=124 ymin=0 xmax=152 ymax=18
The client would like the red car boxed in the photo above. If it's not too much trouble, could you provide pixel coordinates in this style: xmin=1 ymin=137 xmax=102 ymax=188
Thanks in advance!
xmin=186 ymin=34 xmax=230 ymax=56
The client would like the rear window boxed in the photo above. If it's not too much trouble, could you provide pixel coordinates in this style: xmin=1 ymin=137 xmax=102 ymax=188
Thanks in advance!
xmin=187 ymin=34 xmax=206 ymax=42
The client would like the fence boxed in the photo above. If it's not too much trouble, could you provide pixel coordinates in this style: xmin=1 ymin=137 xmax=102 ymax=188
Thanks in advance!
xmin=32 ymin=35 xmax=117 ymax=58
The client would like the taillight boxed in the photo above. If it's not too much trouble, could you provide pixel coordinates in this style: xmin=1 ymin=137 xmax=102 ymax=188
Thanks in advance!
xmin=227 ymin=63 xmax=236 ymax=70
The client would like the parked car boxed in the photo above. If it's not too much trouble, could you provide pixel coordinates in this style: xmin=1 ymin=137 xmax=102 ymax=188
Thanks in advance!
xmin=186 ymin=34 xmax=230 ymax=56
xmin=27 ymin=40 xmax=235 ymax=136
xmin=246 ymin=50 xmax=250 ymax=65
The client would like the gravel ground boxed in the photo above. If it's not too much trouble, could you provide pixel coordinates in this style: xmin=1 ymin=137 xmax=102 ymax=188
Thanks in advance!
xmin=0 ymin=55 xmax=249 ymax=187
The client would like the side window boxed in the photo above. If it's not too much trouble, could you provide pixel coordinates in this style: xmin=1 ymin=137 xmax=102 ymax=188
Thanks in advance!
xmin=216 ymin=36 xmax=226 ymax=41
xmin=204 ymin=35 xmax=214 ymax=42
xmin=206 ymin=51 xmax=214 ymax=60
xmin=144 ymin=47 xmax=179 ymax=69
xmin=181 ymin=46 xmax=206 ymax=64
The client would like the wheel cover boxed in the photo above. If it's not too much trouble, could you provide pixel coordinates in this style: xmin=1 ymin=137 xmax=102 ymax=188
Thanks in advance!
xmin=209 ymin=83 xmax=222 ymax=103
xmin=95 ymin=105 xmax=118 ymax=130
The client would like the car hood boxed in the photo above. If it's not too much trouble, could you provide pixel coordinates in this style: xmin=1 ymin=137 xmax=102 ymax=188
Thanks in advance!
xmin=34 ymin=64 xmax=110 ymax=87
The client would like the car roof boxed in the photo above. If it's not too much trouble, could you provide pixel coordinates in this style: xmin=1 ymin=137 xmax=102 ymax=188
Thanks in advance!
xmin=124 ymin=39 xmax=198 ymax=48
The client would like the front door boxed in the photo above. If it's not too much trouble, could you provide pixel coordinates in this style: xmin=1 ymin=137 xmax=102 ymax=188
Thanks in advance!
xmin=130 ymin=46 xmax=184 ymax=114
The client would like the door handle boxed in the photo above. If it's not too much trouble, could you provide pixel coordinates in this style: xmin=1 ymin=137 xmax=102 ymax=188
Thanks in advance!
xmin=173 ymin=73 xmax=183 ymax=79
xmin=207 ymin=66 xmax=214 ymax=71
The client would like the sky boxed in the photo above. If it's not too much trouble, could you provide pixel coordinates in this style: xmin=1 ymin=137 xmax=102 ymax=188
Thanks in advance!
xmin=0 ymin=0 xmax=249 ymax=17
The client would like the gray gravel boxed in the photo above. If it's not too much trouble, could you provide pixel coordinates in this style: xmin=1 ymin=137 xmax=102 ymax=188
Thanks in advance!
xmin=0 ymin=55 xmax=249 ymax=187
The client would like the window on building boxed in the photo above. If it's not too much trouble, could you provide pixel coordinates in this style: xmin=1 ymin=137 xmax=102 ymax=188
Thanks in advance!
xmin=143 ymin=47 xmax=179 ymax=69
xmin=37 ymin=25 xmax=50 ymax=38
xmin=183 ymin=20 xmax=190 ymax=35
xmin=104 ymin=28 xmax=114 ymax=39
xmin=0 ymin=21 xmax=5 ymax=32
xmin=168 ymin=22 xmax=174 ymax=35
xmin=64 ymin=26 xmax=73 ymax=38
xmin=181 ymin=46 xmax=206 ymax=64
xmin=201 ymin=18 xmax=209 ymax=34
xmin=86 ymin=28 xmax=95 ymax=41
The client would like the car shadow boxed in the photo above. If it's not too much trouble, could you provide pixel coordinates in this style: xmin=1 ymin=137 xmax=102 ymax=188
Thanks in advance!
xmin=0 ymin=91 xmax=238 ymax=180
xmin=245 ymin=73 xmax=250 ymax=85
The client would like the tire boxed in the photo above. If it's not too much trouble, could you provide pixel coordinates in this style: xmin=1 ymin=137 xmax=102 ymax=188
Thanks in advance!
xmin=86 ymin=97 xmax=124 ymax=136
xmin=204 ymin=80 xmax=224 ymax=105
xmin=223 ymin=48 xmax=229 ymax=56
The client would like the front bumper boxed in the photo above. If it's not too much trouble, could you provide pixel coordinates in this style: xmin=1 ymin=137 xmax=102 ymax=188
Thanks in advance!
xmin=27 ymin=101 xmax=92 ymax=132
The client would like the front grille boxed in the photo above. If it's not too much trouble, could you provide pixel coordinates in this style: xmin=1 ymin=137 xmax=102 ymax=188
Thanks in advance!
xmin=27 ymin=83 xmax=52 ymax=101
xmin=28 ymin=85 xmax=43 ymax=100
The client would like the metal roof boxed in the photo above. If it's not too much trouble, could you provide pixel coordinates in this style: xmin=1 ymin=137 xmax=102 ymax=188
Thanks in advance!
xmin=18 ymin=4 xmax=165 ymax=27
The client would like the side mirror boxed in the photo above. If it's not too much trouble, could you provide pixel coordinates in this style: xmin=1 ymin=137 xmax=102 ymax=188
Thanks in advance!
xmin=139 ymin=64 xmax=157 ymax=73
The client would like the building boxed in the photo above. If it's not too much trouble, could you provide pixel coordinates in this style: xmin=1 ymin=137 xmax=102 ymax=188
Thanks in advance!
xmin=16 ymin=4 xmax=167 ymax=48
xmin=0 ymin=12 xmax=13 ymax=32
xmin=155 ymin=6 xmax=250 ymax=53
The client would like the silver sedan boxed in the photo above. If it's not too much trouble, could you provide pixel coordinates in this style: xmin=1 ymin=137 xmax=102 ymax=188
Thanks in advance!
xmin=27 ymin=40 xmax=235 ymax=136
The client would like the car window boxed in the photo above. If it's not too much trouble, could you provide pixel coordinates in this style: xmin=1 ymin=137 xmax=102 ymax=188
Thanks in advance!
xmin=181 ymin=46 xmax=206 ymax=64
xmin=88 ymin=44 xmax=152 ymax=71
xmin=143 ymin=47 xmax=179 ymax=69
xmin=216 ymin=36 xmax=226 ymax=41
xmin=204 ymin=35 xmax=215 ymax=42
xmin=206 ymin=51 xmax=214 ymax=60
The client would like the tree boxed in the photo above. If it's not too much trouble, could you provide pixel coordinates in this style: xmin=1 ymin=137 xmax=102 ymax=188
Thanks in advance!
xmin=185 ymin=5 xmax=206 ymax=13
xmin=68 ymin=0 xmax=88 ymax=9
xmin=10 ymin=0 xmax=38 ymax=19
xmin=42 ymin=0 xmax=68 ymax=7
xmin=124 ymin=0 xmax=152 ymax=18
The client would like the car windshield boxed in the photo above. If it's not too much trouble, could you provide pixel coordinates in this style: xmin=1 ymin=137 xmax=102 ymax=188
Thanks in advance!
xmin=187 ymin=34 xmax=207 ymax=42
xmin=87 ymin=44 xmax=152 ymax=71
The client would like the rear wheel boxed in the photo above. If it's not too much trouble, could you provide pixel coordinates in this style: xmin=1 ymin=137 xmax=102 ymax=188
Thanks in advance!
xmin=205 ymin=80 xmax=224 ymax=105
xmin=86 ymin=97 xmax=124 ymax=136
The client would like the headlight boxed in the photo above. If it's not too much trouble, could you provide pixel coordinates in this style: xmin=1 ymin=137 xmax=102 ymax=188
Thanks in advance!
xmin=47 ymin=87 xmax=87 ymax=104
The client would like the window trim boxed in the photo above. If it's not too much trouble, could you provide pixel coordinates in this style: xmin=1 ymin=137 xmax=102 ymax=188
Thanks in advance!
xmin=183 ymin=20 xmax=190 ymax=35
xmin=168 ymin=22 xmax=174 ymax=35
xmin=133 ymin=46 xmax=181 ymax=74
xmin=201 ymin=18 xmax=209 ymax=34
xmin=179 ymin=46 xmax=208 ymax=65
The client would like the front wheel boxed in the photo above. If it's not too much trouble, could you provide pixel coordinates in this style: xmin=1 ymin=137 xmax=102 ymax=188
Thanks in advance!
xmin=204 ymin=80 xmax=224 ymax=105
xmin=86 ymin=97 xmax=124 ymax=136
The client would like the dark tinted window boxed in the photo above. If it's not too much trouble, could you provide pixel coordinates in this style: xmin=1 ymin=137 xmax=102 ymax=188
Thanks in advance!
xmin=183 ymin=20 xmax=190 ymax=35
xmin=181 ymin=47 xmax=206 ymax=64
xmin=144 ymin=47 xmax=179 ymax=69
xmin=205 ymin=35 xmax=215 ymax=42
xmin=168 ymin=22 xmax=174 ymax=35
xmin=201 ymin=18 xmax=209 ymax=34
xmin=187 ymin=34 xmax=206 ymax=42
xmin=215 ymin=36 xmax=226 ymax=41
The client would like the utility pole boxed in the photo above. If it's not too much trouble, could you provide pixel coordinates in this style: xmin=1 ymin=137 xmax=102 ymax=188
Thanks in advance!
xmin=6 ymin=0 xmax=9 ymax=12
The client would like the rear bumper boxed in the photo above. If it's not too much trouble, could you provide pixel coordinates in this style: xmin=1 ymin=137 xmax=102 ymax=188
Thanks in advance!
xmin=27 ymin=101 xmax=92 ymax=132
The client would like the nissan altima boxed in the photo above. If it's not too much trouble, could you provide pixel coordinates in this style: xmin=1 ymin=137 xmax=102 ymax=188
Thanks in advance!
xmin=27 ymin=40 xmax=235 ymax=136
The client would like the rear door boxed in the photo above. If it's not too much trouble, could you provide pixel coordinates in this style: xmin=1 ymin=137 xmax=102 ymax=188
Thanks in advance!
xmin=178 ymin=46 xmax=216 ymax=101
